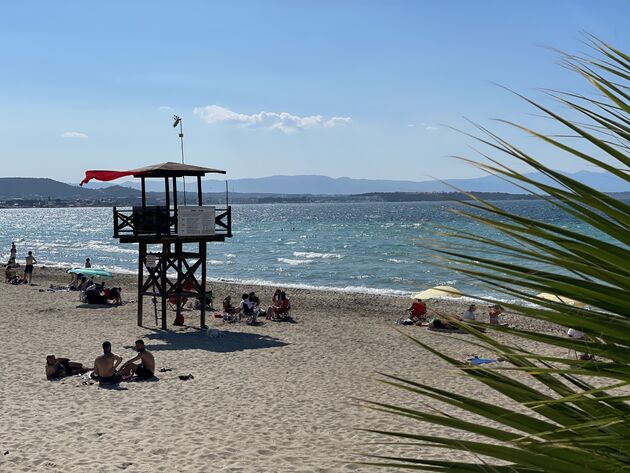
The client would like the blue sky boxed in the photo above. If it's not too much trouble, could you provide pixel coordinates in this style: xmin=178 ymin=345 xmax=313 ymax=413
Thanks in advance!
xmin=0 ymin=1 xmax=628 ymax=182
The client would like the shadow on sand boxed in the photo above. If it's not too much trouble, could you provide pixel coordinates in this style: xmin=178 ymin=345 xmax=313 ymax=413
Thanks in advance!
xmin=76 ymin=303 xmax=117 ymax=310
xmin=135 ymin=328 xmax=289 ymax=353
xmin=97 ymin=383 xmax=128 ymax=391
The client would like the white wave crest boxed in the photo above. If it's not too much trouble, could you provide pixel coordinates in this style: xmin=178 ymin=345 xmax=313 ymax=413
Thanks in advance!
xmin=206 ymin=276 xmax=412 ymax=297
xmin=387 ymin=258 xmax=408 ymax=264
xmin=293 ymin=251 xmax=342 ymax=259
xmin=277 ymin=258 xmax=314 ymax=265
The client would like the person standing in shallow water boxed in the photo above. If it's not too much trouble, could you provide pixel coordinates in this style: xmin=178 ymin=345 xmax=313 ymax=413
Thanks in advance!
xmin=9 ymin=242 xmax=17 ymax=265
xmin=85 ymin=258 xmax=91 ymax=268
xmin=24 ymin=251 xmax=37 ymax=284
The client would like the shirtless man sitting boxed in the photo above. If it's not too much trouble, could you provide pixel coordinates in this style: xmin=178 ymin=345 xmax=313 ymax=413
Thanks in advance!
xmin=46 ymin=355 xmax=90 ymax=379
xmin=93 ymin=341 xmax=123 ymax=384
xmin=118 ymin=340 xmax=155 ymax=380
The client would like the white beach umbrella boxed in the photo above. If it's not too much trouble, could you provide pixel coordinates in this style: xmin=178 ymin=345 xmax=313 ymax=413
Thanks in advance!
xmin=537 ymin=292 xmax=586 ymax=308
xmin=411 ymin=285 xmax=462 ymax=300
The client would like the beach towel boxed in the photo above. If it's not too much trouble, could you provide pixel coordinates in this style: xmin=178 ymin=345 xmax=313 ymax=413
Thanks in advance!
xmin=47 ymin=287 xmax=70 ymax=292
xmin=467 ymin=356 xmax=498 ymax=365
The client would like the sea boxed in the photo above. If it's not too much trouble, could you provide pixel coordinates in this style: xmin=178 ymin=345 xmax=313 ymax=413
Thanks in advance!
xmin=0 ymin=201 xmax=598 ymax=300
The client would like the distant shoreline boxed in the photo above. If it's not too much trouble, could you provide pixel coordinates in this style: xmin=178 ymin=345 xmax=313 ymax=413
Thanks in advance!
xmin=2 ymin=191 xmax=629 ymax=208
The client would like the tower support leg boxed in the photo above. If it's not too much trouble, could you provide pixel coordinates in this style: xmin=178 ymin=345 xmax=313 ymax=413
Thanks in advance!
xmin=137 ymin=243 xmax=146 ymax=327
xmin=161 ymin=243 xmax=168 ymax=330
xmin=200 ymin=242 xmax=207 ymax=328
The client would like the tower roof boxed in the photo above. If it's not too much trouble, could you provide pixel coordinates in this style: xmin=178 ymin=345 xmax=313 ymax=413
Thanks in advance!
xmin=129 ymin=162 xmax=226 ymax=177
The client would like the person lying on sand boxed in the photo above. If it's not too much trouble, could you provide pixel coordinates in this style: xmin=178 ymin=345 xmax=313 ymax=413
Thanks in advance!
xmin=92 ymin=341 xmax=123 ymax=384
xmin=118 ymin=340 xmax=155 ymax=380
xmin=46 ymin=355 xmax=90 ymax=379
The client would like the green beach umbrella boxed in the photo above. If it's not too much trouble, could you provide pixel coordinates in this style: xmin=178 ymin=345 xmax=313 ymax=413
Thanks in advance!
xmin=68 ymin=268 xmax=113 ymax=279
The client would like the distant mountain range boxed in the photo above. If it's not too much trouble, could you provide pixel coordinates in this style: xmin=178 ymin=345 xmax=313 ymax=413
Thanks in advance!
xmin=83 ymin=170 xmax=629 ymax=195
xmin=0 ymin=171 xmax=627 ymax=204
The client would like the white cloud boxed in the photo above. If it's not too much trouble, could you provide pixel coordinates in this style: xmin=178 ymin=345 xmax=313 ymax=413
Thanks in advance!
xmin=61 ymin=131 xmax=88 ymax=139
xmin=157 ymin=106 xmax=174 ymax=112
xmin=193 ymin=105 xmax=352 ymax=133
xmin=420 ymin=122 xmax=439 ymax=131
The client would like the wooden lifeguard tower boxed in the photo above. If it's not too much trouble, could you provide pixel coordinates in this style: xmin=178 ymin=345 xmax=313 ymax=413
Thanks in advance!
xmin=108 ymin=162 xmax=232 ymax=329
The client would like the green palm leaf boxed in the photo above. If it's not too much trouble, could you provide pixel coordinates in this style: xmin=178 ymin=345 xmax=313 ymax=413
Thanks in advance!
xmin=361 ymin=37 xmax=630 ymax=471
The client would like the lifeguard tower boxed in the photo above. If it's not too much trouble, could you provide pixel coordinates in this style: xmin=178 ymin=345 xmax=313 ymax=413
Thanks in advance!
xmin=83 ymin=162 xmax=232 ymax=329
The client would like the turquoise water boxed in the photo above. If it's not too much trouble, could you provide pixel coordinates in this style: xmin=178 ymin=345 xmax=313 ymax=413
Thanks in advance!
xmin=0 ymin=201 xmax=595 ymax=298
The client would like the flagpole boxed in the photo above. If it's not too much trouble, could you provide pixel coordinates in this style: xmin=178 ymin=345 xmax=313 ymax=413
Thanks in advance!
xmin=173 ymin=115 xmax=186 ymax=205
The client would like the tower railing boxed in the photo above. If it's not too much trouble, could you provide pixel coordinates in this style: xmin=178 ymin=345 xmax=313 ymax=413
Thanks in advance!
xmin=112 ymin=206 xmax=232 ymax=239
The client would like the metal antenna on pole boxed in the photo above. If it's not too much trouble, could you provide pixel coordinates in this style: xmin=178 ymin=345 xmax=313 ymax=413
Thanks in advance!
xmin=172 ymin=115 xmax=186 ymax=205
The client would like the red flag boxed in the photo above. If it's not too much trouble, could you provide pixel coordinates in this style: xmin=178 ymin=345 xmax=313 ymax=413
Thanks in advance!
xmin=80 ymin=170 xmax=138 ymax=186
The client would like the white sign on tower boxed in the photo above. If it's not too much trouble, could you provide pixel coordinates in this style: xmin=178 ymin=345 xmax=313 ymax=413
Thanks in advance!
xmin=177 ymin=206 xmax=216 ymax=236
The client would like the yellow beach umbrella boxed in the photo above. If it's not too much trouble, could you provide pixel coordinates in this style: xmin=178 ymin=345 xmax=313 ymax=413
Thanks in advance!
xmin=412 ymin=285 xmax=462 ymax=300
xmin=537 ymin=292 xmax=586 ymax=308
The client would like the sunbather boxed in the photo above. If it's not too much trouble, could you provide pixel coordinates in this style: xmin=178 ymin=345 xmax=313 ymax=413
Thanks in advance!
xmin=92 ymin=341 xmax=123 ymax=384
xmin=46 ymin=355 xmax=90 ymax=379
xmin=85 ymin=282 xmax=109 ymax=304
xmin=223 ymin=296 xmax=240 ymax=315
xmin=118 ymin=340 xmax=155 ymax=380
xmin=104 ymin=286 xmax=122 ymax=305
xmin=463 ymin=304 xmax=477 ymax=321
xmin=407 ymin=298 xmax=427 ymax=324
xmin=240 ymin=293 xmax=259 ymax=324
xmin=429 ymin=318 xmax=460 ymax=330
xmin=267 ymin=291 xmax=291 ymax=320
xmin=488 ymin=304 xmax=504 ymax=325
xmin=222 ymin=296 xmax=241 ymax=322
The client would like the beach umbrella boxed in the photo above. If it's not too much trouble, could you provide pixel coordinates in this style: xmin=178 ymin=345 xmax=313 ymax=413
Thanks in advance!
xmin=68 ymin=268 xmax=113 ymax=279
xmin=412 ymin=285 xmax=462 ymax=300
xmin=536 ymin=292 xmax=586 ymax=308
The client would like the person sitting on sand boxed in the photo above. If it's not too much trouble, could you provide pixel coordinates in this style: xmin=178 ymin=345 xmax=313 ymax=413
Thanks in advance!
xmin=240 ymin=293 xmax=254 ymax=316
xmin=85 ymin=281 xmax=109 ymax=304
xmin=46 ymin=355 xmax=90 ymax=379
xmin=240 ymin=293 xmax=259 ymax=324
xmin=92 ymin=341 xmax=123 ymax=384
xmin=104 ymin=286 xmax=123 ymax=305
xmin=249 ymin=291 xmax=260 ymax=310
xmin=223 ymin=296 xmax=240 ymax=315
xmin=463 ymin=304 xmax=477 ymax=321
xmin=68 ymin=275 xmax=85 ymax=291
xmin=407 ymin=298 xmax=427 ymax=324
xmin=488 ymin=304 xmax=504 ymax=325
xmin=267 ymin=291 xmax=291 ymax=320
xmin=118 ymin=340 xmax=155 ymax=380
xmin=272 ymin=288 xmax=282 ymax=304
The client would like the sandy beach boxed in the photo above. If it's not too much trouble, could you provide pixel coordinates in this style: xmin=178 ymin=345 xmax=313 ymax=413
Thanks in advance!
xmin=0 ymin=266 xmax=567 ymax=472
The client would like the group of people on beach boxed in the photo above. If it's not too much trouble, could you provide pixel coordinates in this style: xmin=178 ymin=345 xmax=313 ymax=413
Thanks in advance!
xmin=46 ymin=339 xmax=155 ymax=384
xmin=5 ymin=242 xmax=37 ymax=285
xmin=222 ymin=288 xmax=291 ymax=324
xmin=404 ymin=298 xmax=505 ymax=328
